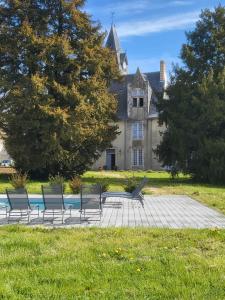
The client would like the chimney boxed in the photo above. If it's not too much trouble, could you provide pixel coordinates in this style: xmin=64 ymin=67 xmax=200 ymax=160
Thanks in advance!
xmin=160 ymin=60 xmax=167 ymax=82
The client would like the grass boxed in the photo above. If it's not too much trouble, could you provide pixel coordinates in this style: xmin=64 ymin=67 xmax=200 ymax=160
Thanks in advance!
xmin=0 ymin=226 xmax=224 ymax=299
xmin=0 ymin=173 xmax=225 ymax=299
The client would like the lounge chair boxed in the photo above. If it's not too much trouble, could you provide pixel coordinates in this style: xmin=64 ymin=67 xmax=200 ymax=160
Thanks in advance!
xmin=6 ymin=188 xmax=39 ymax=223
xmin=80 ymin=184 xmax=102 ymax=222
xmin=102 ymin=177 xmax=148 ymax=206
xmin=41 ymin=184 xmax=72 ymax=224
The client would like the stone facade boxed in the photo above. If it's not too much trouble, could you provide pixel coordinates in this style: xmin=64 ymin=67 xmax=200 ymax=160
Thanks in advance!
xmin=92 ymin=25 xmax=166 ymax=171
xmin=0 ymin=132 xmax=10 ymax=161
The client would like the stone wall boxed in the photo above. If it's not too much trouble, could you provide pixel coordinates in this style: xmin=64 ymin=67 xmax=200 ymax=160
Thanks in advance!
xmin=92 ymin=121 xmax=125 ymax=170
xmin=0 ymin=139 xmax=10 ymax=161
xmin=149 ymin=118 xmax=164 ymax=170
xmin=92 ymin=118 xmax=164 ymax=171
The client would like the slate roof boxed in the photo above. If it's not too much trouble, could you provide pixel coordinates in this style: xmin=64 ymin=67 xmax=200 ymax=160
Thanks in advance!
xmin=106 ymin=26 xmax=128 ymax=72
xmin=120 ymin=53 xmax=128 ymax=65
xmin=106 ymin=25 xmax=121 ymax=53
xmin=110 ymin=72 xmax=163 ymax=119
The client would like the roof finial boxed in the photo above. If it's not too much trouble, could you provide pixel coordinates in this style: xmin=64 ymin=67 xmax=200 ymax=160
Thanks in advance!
xmin=111 ymin=11 xmax=115 ymax=25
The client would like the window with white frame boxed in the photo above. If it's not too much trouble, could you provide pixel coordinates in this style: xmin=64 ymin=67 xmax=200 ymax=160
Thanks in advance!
xmin=132 ymin=122 xmax=144 ymax=140
xmin=133 ymin=148 xmax=144 ymax=166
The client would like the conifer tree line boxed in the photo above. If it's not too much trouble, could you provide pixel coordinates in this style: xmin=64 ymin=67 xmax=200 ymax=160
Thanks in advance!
xmin=157 ymin=5 xmax=225 ymax=183
xmin=0 ymin=0 xmax=120 ymax=178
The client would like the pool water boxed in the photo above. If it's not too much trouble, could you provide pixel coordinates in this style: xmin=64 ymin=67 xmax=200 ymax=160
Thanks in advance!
xmin=0 ymin=197 xmax=81 ymax=210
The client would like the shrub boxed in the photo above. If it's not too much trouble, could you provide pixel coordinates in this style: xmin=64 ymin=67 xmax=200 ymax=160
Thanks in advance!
xmin=49 ymin=174 xmax=65 ymax=191
xmin=69 ymin=176 xmax=82 ymax=194
xmin=10 ymin=171 xmax=28 ymax=189
xmin=100 ymin=182 xmax=109 ymax=192
xmin=124 ymin=177 xmax=138 ymax=193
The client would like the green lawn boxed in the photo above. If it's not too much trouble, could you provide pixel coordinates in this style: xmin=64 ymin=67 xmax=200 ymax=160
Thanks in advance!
xmin=1 ymin=170 xmax=225 ymax=214
xmin=1 ymin=174 xmax=225 ymax=299
xmin=0 ymin=226 xmax=224 ymax=299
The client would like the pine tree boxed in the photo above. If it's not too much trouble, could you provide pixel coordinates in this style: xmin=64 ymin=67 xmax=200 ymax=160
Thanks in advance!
xmin=157 ymin=6 xmax=225 ymax=183
xmin=0 ymin=0 xmax=120 ymax=178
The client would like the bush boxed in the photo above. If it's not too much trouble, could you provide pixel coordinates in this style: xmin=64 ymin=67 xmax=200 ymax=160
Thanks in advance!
xmin=69 ymin=176 xmax=82 ymax=194
xmin=10 ymin=171 xmax=28 ymax=189
xmin=49 ymin=174 xmax=65 ymax=191
xmin=124 ymin=177 xmax=138 ymax=193
xmin=99 ymin=182 xmax=109 ymax=192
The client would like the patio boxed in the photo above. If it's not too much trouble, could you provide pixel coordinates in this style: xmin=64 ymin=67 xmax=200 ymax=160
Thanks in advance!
xmin=1 ymin=195 xmax=225 ymax=228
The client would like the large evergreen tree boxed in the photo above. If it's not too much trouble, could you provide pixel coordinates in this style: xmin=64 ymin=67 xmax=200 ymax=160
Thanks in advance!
xmin=0 ymin=0 xmax=120 ymax=178
xmin=157 ymin=6 xmax=225 ymax=183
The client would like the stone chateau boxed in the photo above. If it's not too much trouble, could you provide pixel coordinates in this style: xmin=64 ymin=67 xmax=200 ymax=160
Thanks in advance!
xmin=93 ymin=25 xmax=167 ymax=171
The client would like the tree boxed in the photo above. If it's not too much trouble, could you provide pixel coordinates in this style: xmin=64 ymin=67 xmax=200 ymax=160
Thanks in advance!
xmin=157 ymin=5 xmax=225 ymax=183
xmin=0 ymin=0 xmax=120 ymax=178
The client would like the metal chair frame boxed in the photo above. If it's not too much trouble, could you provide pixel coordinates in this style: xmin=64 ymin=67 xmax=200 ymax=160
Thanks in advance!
xmin=101 ymin=177 xmax=148 ymax=206
xmin=6 ymin=188 xmax=40 ymax=223
xmin=41 ymin=184 xmax=72 ymax=224
xmin=80 ymin=184 xmax=102 ymax=222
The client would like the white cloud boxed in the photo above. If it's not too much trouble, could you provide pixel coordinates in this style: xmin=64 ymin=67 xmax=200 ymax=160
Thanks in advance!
xmin=117 ymin=11 xmax=199 ymax=37
xmin=86 ymin=0 xmax=149 ymax=17
xmin=106 ymin=0 xmax=149 ymax=15
xmin=86 ymin=0 xmax=194 ymax=18
xmin=170 ymin=0 xmax=193 ymax=6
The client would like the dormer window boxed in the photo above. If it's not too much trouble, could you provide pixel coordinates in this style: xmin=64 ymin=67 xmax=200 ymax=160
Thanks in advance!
xmin=133 ymin=98 xmax=138 ymax=107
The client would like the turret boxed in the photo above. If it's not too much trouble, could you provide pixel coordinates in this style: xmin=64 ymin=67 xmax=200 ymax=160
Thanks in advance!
xmin=106 ymin=25 xmax=128 ymax=75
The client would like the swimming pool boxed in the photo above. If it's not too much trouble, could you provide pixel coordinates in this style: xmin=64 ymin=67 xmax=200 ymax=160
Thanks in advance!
xmin=0 ymin=195 xmax=81 ymax=210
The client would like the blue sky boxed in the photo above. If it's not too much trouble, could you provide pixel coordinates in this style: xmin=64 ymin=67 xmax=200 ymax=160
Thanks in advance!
xmin=85 ymin=0 xmax=225 ymax=75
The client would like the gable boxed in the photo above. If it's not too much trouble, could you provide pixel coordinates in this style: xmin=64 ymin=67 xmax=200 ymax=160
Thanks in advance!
xmin=110 ymin=71 xmax=162 ymax=120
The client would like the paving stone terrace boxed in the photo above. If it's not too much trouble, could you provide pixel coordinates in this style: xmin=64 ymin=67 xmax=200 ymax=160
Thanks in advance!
xmin=1 ymin=195 xmax=225 ymax=229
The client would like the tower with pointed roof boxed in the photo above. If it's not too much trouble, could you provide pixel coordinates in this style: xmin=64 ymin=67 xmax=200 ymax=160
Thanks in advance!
xmin=106 ymin=25 xmax=128 ymax=75
xmin=92 ymin=25 xmax=167 ymax=171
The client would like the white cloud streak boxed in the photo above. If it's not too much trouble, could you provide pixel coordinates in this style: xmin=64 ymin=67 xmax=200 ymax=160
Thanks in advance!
xmin=170 ymin=1 xmax=193 ymax=6
xmin=117 ymin=11 xmax=199 ymax=37
xmin=106 ymin=0 xmax=149 ymax=15
xmin=86 ymin=0 xmax=148 ymax=17
xmin=87 ymin=0 xmax=193 ymax=17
